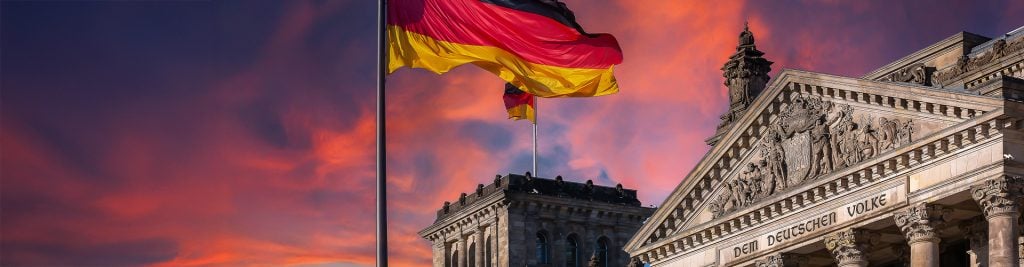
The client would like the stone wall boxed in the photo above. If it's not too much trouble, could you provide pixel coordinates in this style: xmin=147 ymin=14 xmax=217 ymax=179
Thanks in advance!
xmin=421 ymin=175 xmax=654 ymax=267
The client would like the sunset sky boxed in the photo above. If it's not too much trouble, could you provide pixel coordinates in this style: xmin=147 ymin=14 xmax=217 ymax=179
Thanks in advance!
xmin=2 ymin=0 xmax=1023 ymax=266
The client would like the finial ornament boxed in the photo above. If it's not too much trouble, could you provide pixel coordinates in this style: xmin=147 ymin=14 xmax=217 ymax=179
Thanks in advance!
xmin=738 ymin=21 xmax=755 ymax=47
xmin=709 ymin=23 xmax=773 ymax=146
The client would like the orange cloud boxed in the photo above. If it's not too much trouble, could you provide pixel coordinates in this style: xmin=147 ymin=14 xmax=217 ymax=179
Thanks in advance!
xmin=2 ymin=0 xmax=1022 ymax=266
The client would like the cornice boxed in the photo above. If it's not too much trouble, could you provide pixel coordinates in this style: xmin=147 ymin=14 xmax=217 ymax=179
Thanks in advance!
xmin=863 ymin=31 xmax=989 ymax=80
xmin=511 ymin=192 xmax=655 ymax=216
xmin=418 ymin=190 xmax=507 ymax=240
xmin=632 ymin=109 xmax=1013 ymax=263
xmin=626 ymin=68 xmax=1007 ymax=254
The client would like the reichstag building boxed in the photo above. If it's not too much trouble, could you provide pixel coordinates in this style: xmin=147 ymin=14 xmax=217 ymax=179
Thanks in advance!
xmin=625 ymin=24 xmax=1024 ymax=267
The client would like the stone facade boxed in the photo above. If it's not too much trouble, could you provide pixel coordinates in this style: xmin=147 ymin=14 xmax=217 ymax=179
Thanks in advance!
xmin=420 ymin=173 xmax=655 ymax=267
xmin=625 ymin=25 xmax=1024 ymax=267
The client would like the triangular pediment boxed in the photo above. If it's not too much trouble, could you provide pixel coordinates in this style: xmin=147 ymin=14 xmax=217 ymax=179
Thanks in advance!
xmin=625 ymin=69 xmax=1006 ymax=255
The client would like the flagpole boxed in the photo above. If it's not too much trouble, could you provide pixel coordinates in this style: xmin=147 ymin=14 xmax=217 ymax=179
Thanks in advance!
xmin=532 ymin=95 xmax=538 ymax=177
xmin=376 ymin=0 xmax=388 ymax=266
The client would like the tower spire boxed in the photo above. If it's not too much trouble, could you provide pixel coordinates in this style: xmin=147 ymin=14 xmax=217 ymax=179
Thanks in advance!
xmin=706 ymin=23 xmax=774 ymax=146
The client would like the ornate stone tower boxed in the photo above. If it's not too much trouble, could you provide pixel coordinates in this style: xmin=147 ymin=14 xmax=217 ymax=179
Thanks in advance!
xmin=707 ymin=23 xmax=774 ymax=146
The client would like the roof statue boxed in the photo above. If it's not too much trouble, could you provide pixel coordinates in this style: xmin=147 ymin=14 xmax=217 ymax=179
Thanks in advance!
xmin=708 ymin=22 xmax=774 ymax=146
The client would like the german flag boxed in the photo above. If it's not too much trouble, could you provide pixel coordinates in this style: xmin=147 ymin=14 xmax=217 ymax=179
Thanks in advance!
xmin=503 ymin=83 xmax=535 ymax=123
xmin=387 ymin=0 xmax=622 ymax=97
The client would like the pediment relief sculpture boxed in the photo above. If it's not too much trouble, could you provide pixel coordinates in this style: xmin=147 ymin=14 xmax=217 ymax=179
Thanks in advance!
xmin=882 ymin=62 xmax=932 ymax=86
xmin=932 ymin=36 xmax=1024 ymax=87
xmin=709 ymin=95 xmax=915 ymax=218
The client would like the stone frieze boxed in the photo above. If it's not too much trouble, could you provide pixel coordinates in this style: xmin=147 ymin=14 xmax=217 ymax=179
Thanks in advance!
xmin=709 ymin=96 xmax=914 ymax=218
xmin=932 ymin=36 xmax=1024 ymax=87
xmin=882 ymin=62 xmax=931 ymax=86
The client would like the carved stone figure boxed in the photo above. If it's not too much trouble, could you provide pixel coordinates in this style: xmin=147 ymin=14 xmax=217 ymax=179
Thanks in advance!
xmin=716 ymin=23 xmax=774 ymax=132
xmin=762 ymin=130 xmax=788 ymax=194
xmin=710 ymin=96 xmax=916 ymax=218
xmin=775 ymin=97 xmax=841 ymax=184
xmin=932 ymin=36 xmax=1024 ymax=87
xmin=830 ymin=105 xmax=858 ymax=169
xmin=884 ymin=63 xmax=931 ymax=85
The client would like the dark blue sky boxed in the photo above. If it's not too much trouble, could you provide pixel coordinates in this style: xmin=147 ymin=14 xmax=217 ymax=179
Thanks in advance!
xmin=2 ymin=1 xmax=1023 ymax=266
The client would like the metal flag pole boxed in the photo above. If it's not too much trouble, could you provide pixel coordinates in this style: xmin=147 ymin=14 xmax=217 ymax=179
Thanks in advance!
xmin=532 ymin=95 xmax=538 ymax=177
xmin=376 ymin=0 xmax=388 ymax=266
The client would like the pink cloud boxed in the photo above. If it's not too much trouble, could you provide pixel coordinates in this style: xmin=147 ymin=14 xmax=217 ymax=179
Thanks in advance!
xmin=2 ymin=1 xmax=1022 ymax=266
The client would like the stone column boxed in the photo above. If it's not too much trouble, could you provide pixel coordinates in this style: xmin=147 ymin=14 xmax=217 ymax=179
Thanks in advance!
xmin=894 ymin=203 xmax=950 ymax=267
xmin=891 ymin=245 xmax=910 ymax=267
xmin=972 ymin=176 xmax=1024 ymax=267
xmin=433 ymin=241 xmax=445 ymax=267
xmin=475 ymin=226 xmax=485 ymax=267
xmin=824 ymin=228 xmax=876 ymax=267
xmin=458 ymin=236 xmax=467 ymax=267
xmin=754 ymin=253 xmax=808 ymax=267
xmin=1019 ymin=235 xmax=1023 ymax=267
xmin=961 ymin=218 xmax=989 ymax=267
xmin=491 ymin=218 xmax=500 ymax=267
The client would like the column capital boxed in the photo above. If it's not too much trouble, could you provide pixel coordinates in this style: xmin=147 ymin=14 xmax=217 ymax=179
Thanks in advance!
xmin=894 ymin=203 xmax=950 ymax=244
xmin=1019 ymin=236 xmax=1024 ymax=264
xmin=891 ymin=245 xmax=910 ymax=267
xmin=959 ymin=218 xmax=989 ymax=250
xmin=754 ymin=253 xmax=808 ymax=267
xmin=971 ymin=176 xmax=1024 ymax=219
xmin=824 ymin=228 xmax=876 ymax=266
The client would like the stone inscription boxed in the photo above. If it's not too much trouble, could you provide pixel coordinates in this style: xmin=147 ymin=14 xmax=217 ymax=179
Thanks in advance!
xmin=718 ymin=184 xmax=905 ymax=264
xmin=765 ymin=212 xmax=837 ymax=247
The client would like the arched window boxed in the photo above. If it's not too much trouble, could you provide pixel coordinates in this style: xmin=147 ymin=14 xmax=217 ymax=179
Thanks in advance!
xmin=451 ymin=249 xmax=460 ymax=267
xmin=468 ymin=242 xmax=476 ymax=267
xmin=536 ymin=231 xmax=550 ymax=264
xmin=485 ymin=236 xmax=493 ymax=267
xmin=596 ymin=237 xmax=610 ymax=267
xmin=566 ymin=234 xmax=580 ymax=267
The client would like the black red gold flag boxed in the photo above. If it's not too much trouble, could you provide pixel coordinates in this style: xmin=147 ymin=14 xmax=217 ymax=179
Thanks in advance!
xmin=387 ymin=0 xmax=622 ymax=97
xmin=503 ymin=83 xmax=535 ymax=123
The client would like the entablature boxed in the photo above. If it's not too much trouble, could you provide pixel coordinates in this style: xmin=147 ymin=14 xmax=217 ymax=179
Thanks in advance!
xmin=626 ymin=68 xmax=1010 ymax=257
xmin=419 ymin=191 xmax=506 ymax=243
xmin=633 ymin=109 xmax=1020 ymax=264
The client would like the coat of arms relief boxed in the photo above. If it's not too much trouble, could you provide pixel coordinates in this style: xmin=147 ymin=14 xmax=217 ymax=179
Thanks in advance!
xmin=709 ymin=96 xmax=915 ymax=218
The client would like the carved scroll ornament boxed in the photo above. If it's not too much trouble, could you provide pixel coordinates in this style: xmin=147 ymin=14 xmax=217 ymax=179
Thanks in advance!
xmin=824 ymin=229 xmax=876 ymax=266
xmin=754 ymin=253 xmax=807 ymax=267
xmin=893 ymin=203 xmax=950 ymax=244
xmin=709 ymin=96 xmax=915 ymax=218
xmin=971 ymin=176 xmax=1024 ymax=219
xmin=883 ymin=63 xmax=931 ymax=86
xmin=932 ymin=37 xmax=1024 ymax=87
